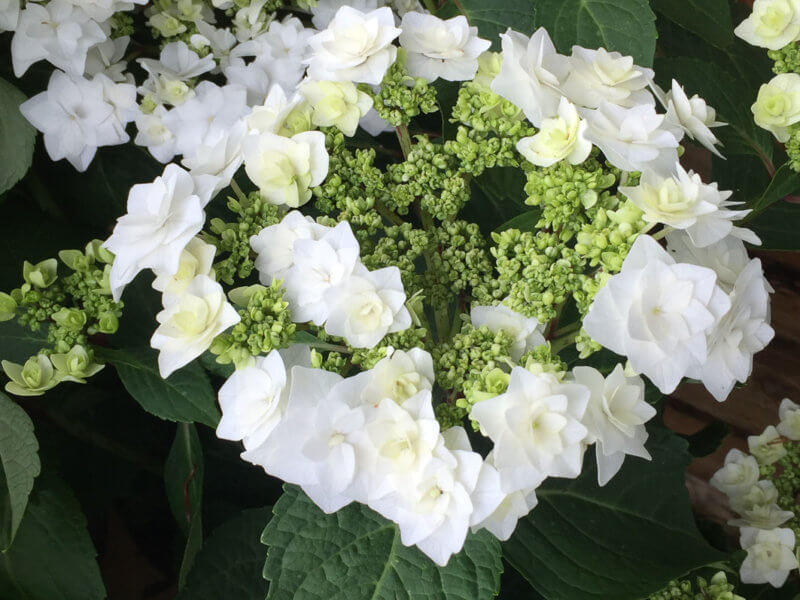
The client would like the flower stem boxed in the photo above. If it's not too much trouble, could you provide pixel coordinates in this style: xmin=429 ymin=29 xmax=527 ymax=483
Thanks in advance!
xmin=396 ymin=124 xmax=413 ymax=159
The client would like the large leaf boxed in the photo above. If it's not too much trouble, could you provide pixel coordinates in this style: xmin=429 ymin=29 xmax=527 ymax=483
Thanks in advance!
xmin=262 ymin=485 xmax=503 ymax=600
xmin=165 ymin=423 xmax=205 ymax=589
xmin=177 ymin=506 xmax=272 ymax=600
xmin=532 ymin=0 xmax=657 ymax=67
xmin=464 ymin=166 xmax=528 ymax=235
xmin=0 ymin=77 xmax=35 ymax=196
xmin=748 ymin=163 xmax=800 ymax=216
xmin=0 ymin=392 xmax=40 ymax=550
xmin=654 ymin=57 xmax=774 ymax=163
xmin=101 ymin=347 xmax=220 ymax=428
xmin=440 ymin=0 xmax=536 ymax=50
xmin=651 ymin=0 xmax=733 ymax=50
xmin=503 ymin=427 xmax=724 ymax=600
xmin=0 ymin=475 xmax=106 ymax=600
xmin=0 ymin=321 xmax=47 ymax=364
xmin=748 ymin=201 xmax=800 ymax=250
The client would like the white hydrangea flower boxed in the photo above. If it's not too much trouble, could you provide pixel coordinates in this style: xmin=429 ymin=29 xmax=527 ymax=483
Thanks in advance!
xmin=283 ymin=222 xmax=362 ymax=324
xmin=735 ymin=0 xmax=800 ymax=50
xmin=399 ymin=12 xmax=490 ymax=82
xmin=20 ymin=71 xmax=128 ymax=172
xmin=11 ymin=0 xmax=106 ymax=77
xmin=95 ymin=73 xmax=138 ymax=142
xmin=666 ymin=231 xmax=751 ymax=293
xmin=151 ymin=275 xmax=240 ymax=377
xmin=85 ymin=37 xmax=131 ymax=83
xmin=242 ymin=130 xmax=329 ymax=207
xmin=182 ymin=120 xmax=247 ymax=195
xmin=572 ymin=364 xmax=656 ymax=486
xmin=516 ymin=97 xmax=592 ymax=167
xmin=242 ymin=366 xmax=367 ymax=514
xmin=748 ymin=426 xmax=787 ymax=465
xmin=469 ymin=302 xmax=545 ymax=362
xmin=194 ymin=21 xmax=237 ymax=72
xmin=661 ymin=79 xmax=726 ymax=157
xmin=62 ymin=0 xmax=146 ymax=22
xmin=163 ymin=82 xmax=250 ymax=158
xmin=217 ymin=346 xmax=312 ymax=451
xmin=324 ymin=266 xmax=412 ymax=348
xmin=729 ymin=481 xmax=795 ymax=529
xmin=151 ymin=237 xmax=216 ymax=296
xmin=360 ymin=348 xmax=435 ymax=406
xmin=490 ymin=27 xmax=564 ymax=126
xmin=687 ymin=259 xmax=774 ymax=402
xmin=560 ymin=46 xmax=654 ymax=109
xmin=777 ymin=398 xmax=800 ymax=440
xmin=307 ymin=6 xmax=400 ymax=85
xmin=710 ymin=449 xmax=761 ymax=498
xmin=469 ymin=454 xmax=536 ymax=541
xmin=135 ymin=106 xmax=178 ymax=164
xmin=0 ymin=0 xmax=20 ymax=32
xmin=250 ymin=210 xmax=329 ymax=285
xmin=233 ymin=0 xmax=270 ymax=41
xmin=583 ymin=102 xmax=680 ymax=175
xmin=104 ymin=164 xmax=218 ymax=301
xmin=310 ymin=0 xmax=382 ymax=30
xmin=471 ymin=368 xmax=589 ymax=492
xmin=752 ymin=73 xmax=800 ymax=142
xmin=299 ymin=80 xmax=373 ymax=136
xmin=138 ymin=41 xmax=216 ymax=105
xmin=739 ymin=527 xmax=799 ymax=587
xmin=246 ymin=85 xmax=307 ymax=136
xmin=620 ymin=165 xmax=756 ymax=248
xmin=583 ymin=235 xmax=731 ymax=394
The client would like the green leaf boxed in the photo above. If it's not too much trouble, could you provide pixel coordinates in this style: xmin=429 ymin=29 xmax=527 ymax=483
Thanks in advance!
xmin=177 ymin=506 xmax=272 ymax=600
xmin=503 ymin=426 xmax=724 ymax=600
xmin=0 ymin=392 xmax=40 ymax=550
xmin=532 ymin=0 xmax=657 ymax=66
xmin=0 ymin=321 xmax=48 ymax=364
xmin=464 ymin=166 xmax=529 ymax=235
xmin=747 ymin=201 xmax=800 ymax=250
xmin=262 ymin=485 xmax=503 ymax=600
xmin=493 ymin=210 xmax=541 ymax=233
xmin=654 ymin=57 xmax=774 ymax=163
xmin=749 ymin=163 xmax=800 ymax=216
xmin=0 ymin=475 xmax=106 ymax=600
xmin=0 ymin=77 xmax=35 ymax=196
xmin=651 ymin=0 xmax=733 ymax=50
xmin=682 ymin=421 xmax=729 ymax=458
xmin=440 ymin=0 xmax=536 ymax=50
xmin=292 ymin=330 xmax=349 ymax=352
xmin=101 ymin=347 xmax=220 ymax=428
xmin=165 ymin=423 xmax=205 ymax=589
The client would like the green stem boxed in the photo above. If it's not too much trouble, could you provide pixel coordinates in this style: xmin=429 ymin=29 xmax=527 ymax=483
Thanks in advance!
xmin=550 ymin=329 xmax=580 ymax=354
xmin=651 ymin=226 xmax=674 ymax=241
xmin=375 ymin=200 xmax=404 ymax=226
xmin=396 ymin=124 xmax=413 ymax=159
xmin=229 ymin=179 xmax=248 ymax=204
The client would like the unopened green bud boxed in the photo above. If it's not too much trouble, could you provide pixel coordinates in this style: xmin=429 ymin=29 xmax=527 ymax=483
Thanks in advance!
xmin=310 ymin=349 xmax=324 ymax=369
xmin=22 ymin=259 xmax=58 ymax=288
xmin=0 ymin=292 xmax=17 ymax=322
xmin=149 ymin=12 xmax=186 ymax=37
xmin=228 ymin=284 xmax=266 ymax=307
xmin=96 ymin=311 xmax=119 ymax=334
xmin=2 ymin=355 xmax=60 ymax=397
xmin=59 ymin=249 xmax=92 ymax=272
xmin=52 ymin=307 xmax=87 ymax=331
xmin=85 ymin=240 xmax=115 ymax=264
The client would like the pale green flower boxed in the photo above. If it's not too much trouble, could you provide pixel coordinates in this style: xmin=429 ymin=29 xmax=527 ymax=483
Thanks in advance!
xmin=22 ymin=258 xmax=58 ymax=288
xmin=300 ymin=80 xmax=373 ymax=137
xmin=2 ymin=355 xmax=61 ymax=397
xmin=752 ymin=73 xmax=800 ymax=142
xmin=748 ymin=425 xmax=787 ymax=465
xmin=0 ymin=292 xmax=17 ymax=322
xmin=734 ymin=0 xmax=800 ymax=50
xmin=50 ymin=345 xmax=104 ymax=383
xmin=52 ymin=307 xmax=88 ymax=331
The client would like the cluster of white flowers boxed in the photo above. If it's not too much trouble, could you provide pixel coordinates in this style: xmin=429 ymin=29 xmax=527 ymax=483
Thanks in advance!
xmin=711 ymin=400 xmax=800 ymax=587
xmin=7 ymin=0 xmax=775 ymax=568
xmin=251 ymin=213 xmax=412 ymax=348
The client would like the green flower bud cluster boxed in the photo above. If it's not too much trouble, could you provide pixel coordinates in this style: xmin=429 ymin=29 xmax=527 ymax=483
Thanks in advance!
xmin=433 ymin=323 xmax=514 ymax=393
xmin=759 ymin=439 xmax=800 ymax=539
xmin=434 ymin=401 xmax=468 ymax=431
xmin=310 ymin=349 xmax=349 ymax=374
xmin=313 ymin=131 xmax=386 ymax=235
xmin=206 ymin=191 xmax=281 ymax=285
xmin=460 ymin=366 xmax=510 ymax=430
xmin=209 ymin=281 xmax=296 ymax=368
xmin=365 ymin=51 xmax=438 ymax=127
xmin=351 ymin=327 xmax=429 ymax=370
xmin=769 ymin=41 xmax=800 ymax=75
xmin=385 ymin=135 xmax=469 ymax=220
xmin=574 ymin=199 xmax=646 ymax=272
xmin=785 ymin=122 xmax=800 ymax=173
xmin=518 ymin=343 xmax=567 ymax=379
xmin=648 ymin=572 xmax=744 ymax=600
xmin=361 ymin=223 xmax=430 ymax=293
xmin=423 ymin=220 xmax=495 ymax=309
xmin=491 ymin=229 xmax=585 ymax=322
xmin=523 ymin=154 xmax=619 ymax=240
xmin=109 ymin=13 xmax=134 ymax=38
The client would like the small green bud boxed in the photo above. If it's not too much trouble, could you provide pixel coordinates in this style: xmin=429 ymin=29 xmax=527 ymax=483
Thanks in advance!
xmin=59 ymin=249 xmax=92 ymax=272
xmin=2 ymin=355 xmax=61 ymax=397
xmin=228 ymin=284 xmax=266 ymax=307
xmin=50 ymin=345 xmax=104 ymax=383
xmin=52 ymin=307 xmax=87 ymax=331
xmin=310 ymin=349 xmax=323 ymax=369
xmin=0 ymin=292 xmax=17 ymax=322
xmin=96 ymin=311 xmax=119 ymax=334
xmin=22 ymin=258 xmax=58 ymax=288
xmin=85 ymin=240 xmax=115 ymax=264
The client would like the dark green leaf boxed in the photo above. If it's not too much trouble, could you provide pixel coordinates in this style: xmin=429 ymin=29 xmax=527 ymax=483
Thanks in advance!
xmin=464 ymin=166 xmax=528 ymax=234
xmin=262 ymin=485 xmax=503 ymax=600
xmin=0 ymin=392 xmax=40 ymax=550
xmin=292 ymin=330 xmax=348 ymax=352
xmin=503 ymin=426 xmax=724 ymax=600
xmin=749 ymin=164 xmax=800 ymax=215
xmin=0 ymin=321 xmax=48 ymax=364
xmin=165 ymin=423 xmax=205 ymax=589
xmin=0 ymin=77 xmax=35 ymax=196
xmin=712 ymin=154 xmax=771 ymax=209
xmin=682 ymin=421 xmax=729 ymax=458
xmin=532 ymin=0 xmax=657 ymax=66
xmin=0 ymin=475 xmax=106 ymax=600
xmin=200 ymin=351 xmax=235 ymax=380
xmin=101 ymin=347 xmax=220 ymax=428
xmin=493 ymin=210 xmax=541 ymax=233
xmin=440 ymin=0 xmax=536 ymax=50
xmin=747 ymin=201 xmax=800 ymax=250
xmin=651 ymin=0 xmax=733 ymax=50
xmin=177 ymin=506 xmax=272 ymax=600
xmin=654 ymin=57 xmax=774 ymax=163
